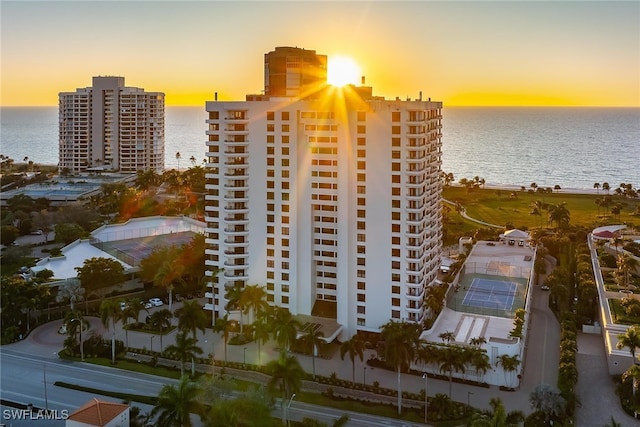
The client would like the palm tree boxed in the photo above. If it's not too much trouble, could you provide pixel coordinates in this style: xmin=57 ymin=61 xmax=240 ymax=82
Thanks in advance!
xmin=165 ymin=331 xmax=203 ymax=377
xmin=240 ymin=284 xmax=268 ymax=326
xmin=266 ymin=351 xmax=304 ymax=422
xmin=121 ymin=301 xmax=140 ymax=349
xmin=339 ymin=334 xmax=365 ymax=385
xmin=213 ymin=315 xmax=231 ymax=362
xmin=497 ymin=354 xmax=520 ymax=388
xmin=616 ymin=253 xmax=639 ymax=291
xmin=253 ymin=318 xmax=271 ymax=366
xmin=593 ymin=182 xmax=601 ymax=194
xmin=547 ymin=202 xmax=570 ymax=229
xmin=272 ymin=307 xmax=300 ymax=352
xmin=300 ymin=323 xmax=324 ymax=379
xmin=529 ymin=383 xmax=566 ymax=424
xmin=380 ymin=320 xmax=422 ymax=415
xmin=155 ymin=259 xmax=183 ymax=312
xmin=149 ymin=309 xmax=173 ymax=351
xmin=622 ymin=364 xmax=640 ymax=396
xmin=616 ymin=325 xmax=640 ymax=365
xmin=439 ymin=331 xmax=455 ymax=344
xmin=175 ymin=299 xmax=207 ymax=374
xmin=224 ymin=283 xmax=245 ymax=333
xmin=150 ymin=375 xmax=201 ymax=427
xmin=471 ymin=350 xmax=491 ymax=383
xmin=603 ymin=182 xmax=611 ymax=194
xmin=175 ymin=151 xmax=182 ymax=171
xmin=99 ymin=299 xmax=121 ymax=364
xmin=437 ymin=345 xmax=466 ymax=397
xmin=176 ymin=300 xmax=207 ymax=339
xmin=469 ymin=397 xmax=524 ymax=427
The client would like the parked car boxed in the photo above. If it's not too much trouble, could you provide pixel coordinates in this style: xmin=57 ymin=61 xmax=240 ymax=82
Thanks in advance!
xmin=120 ymin=301 xmax=127 ymax=311
xmin=148 ymin=297 xmax=164 ymax=307
xmin=541 ymin=285 xmax=550 ymax=291
xmin=175 ymin=294 xmax=184 ymax=302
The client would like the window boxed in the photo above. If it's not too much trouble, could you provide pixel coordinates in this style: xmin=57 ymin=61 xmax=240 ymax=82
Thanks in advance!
xmin=357 ymin=198 xmax=366 ymax=206
xmin=282 ymin=273 xmax=289 ymax=281
xmin=281 ymin=111 xmax=290 ymax=120
xmin=357 ymin=149 xmax=366 ymax=158
xmin=357 ymin=161 xmax=366 ymax=170
xmin=392 ymin=310 xmax=400 ymax=319
xmin=282 ymin=124 xmax=290 ymax=132
xmin=267 ymin=124 xmax=275 ymax=132
xmin=357 ymin=111 xmax=366 ymax=121
xmin=392 ymin=138 xmax=401 ymax=147
xmin=392 ymin=224 xmax=400 ymax=233
xmin=281 ymin=296 xmax=289 ymax=304
xmin=392 ymin=126 xmax=401 ymax=135
xmin=392 ymin=285 xmax=400 ymax=294
xmin=392 ymin=112 xmax=401 ymax=122
xmin=282 ymin=147 xmax=289 ymax=155
xmin=267 ymin=135 xmax=274 ymax=143
xmin=392 ymin=212 xmax=400 ymax=220
xmin=357 ymin=173 xmax=366 ymax=182
xmin=357 ymin=281 xmax=366 ymax=290
xmin=392 ymin=248 xmax=400 ymax=257
xmin=392 ymin=175 xmax=400 ymax=183
xmin=392 ymin=200 xmax=400 ymax=208
xmin=267 ymin=158 xmax=274 ymax=166
xmin=357 ymin=294 xmax=366 ymax=302
xmin=357 ymin=306 xmax=365 ymax=314
xmin=392 ymin=236 xmax=400 ymax=245
xmin=357 ymin=209 xmax=366 ymax=218
xmin=267 ymin=181 xmax=274 ymax=189
xmin=357 ymin=137 xmax=366 ymax=146
xmin=282 ymin=136 xmax=289 ymax=143
xmin=282 ymin=159 xmax=289 ymax=167
xmin=267 ymin=147 xmax=275 ymax=155
xmin=392 ymin=298 xmax=400 ymax=307
xmin=392 ymin=261 xmax=400 ymax=269
xmin=267 ymin=111 xmax=275 ymax=120
xmin=392 ymin=187 xmax=400 ymax=196
xmin=392 ymin=150 xmax=400 ymax=159
xmin=357 ymin=125 xmax=366 ymax=134
xmin=392 ymin=163 xmax=400 ymax=171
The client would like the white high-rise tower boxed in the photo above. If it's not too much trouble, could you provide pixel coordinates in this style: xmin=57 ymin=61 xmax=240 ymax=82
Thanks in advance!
xmin=59 ymin=76 xmax=165 ymax=174
xmin=204 ymin=47 xmax=442 ymax=339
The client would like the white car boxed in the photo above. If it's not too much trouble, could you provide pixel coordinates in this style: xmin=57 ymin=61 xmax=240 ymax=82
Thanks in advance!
xmin=148 ymin=297 xmax=164 ymax=307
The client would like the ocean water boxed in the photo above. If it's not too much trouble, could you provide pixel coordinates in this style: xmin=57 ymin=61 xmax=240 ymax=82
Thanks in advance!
xmin=1 ymin=106 xmax=638 ymax=190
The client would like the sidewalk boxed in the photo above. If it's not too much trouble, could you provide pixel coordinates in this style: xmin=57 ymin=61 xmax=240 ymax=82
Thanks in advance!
xmin=7 ymin=311 xmax=537 ymax=418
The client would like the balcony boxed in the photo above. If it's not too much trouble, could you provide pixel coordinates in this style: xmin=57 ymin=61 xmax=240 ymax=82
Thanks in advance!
xmin=223 ymin=138 xmax=249 ymax=147
xmin=223 ymin=203 xmax=248 ymax=214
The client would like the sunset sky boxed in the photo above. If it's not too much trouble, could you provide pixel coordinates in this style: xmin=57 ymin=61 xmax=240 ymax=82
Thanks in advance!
xmin=1 ymin=1 xmax=638 ymax=107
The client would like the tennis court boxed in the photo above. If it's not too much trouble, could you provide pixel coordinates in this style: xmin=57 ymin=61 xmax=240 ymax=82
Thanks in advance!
xmin=92 ymin=231 xmax=197 ymax=266
xmin=462 ymin=278 xmax=517 ymax=311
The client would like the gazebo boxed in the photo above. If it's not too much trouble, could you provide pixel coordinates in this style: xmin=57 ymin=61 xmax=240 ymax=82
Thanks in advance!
xmin=592 ymin=224 xmax=627 ymax=241
xmin=499 ymin=229 xmax=531 ymax=247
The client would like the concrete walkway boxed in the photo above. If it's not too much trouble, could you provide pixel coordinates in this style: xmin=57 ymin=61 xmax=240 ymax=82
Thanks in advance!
xmin=574 ymin=333 xmax=637 ymax=427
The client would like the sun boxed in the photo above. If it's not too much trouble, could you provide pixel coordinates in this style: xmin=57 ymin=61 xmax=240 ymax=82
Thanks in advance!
xmin=327 ymin=56 xmax=361 ymax=87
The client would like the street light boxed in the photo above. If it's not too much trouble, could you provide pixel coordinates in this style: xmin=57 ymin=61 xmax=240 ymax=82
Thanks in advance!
xmin=205 ymin=339 xmax=215 ymax=377
xmin=70 ymin=318 xmax=84 ymax=361
xmin=244 ymin=347 xmax=247 ymax=365
xmin=285 ymin=393 xmax=296 ymax=427
xmin=423 ymin=373 xmax=428 ymax=424
xmin=363 ymin=366 xmax=367 ymax=385
xmin=467 ymin=391 xmax=474 ymax=411
xmin=150 ymin=335 xmax=155 ymax=353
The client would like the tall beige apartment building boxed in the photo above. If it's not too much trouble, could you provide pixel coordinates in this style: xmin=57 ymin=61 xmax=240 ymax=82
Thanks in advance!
xmin=204 ymin=47 xmax=442 ymax=339
xmin=59 ymin=76 xmax=165 ymax=174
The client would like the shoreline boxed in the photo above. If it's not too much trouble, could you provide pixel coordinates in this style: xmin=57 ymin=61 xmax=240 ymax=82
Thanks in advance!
xmin=4 ymin=162 xmax=631 ymax=196
xmin=447 ymin=182 xmax=605 ymax=196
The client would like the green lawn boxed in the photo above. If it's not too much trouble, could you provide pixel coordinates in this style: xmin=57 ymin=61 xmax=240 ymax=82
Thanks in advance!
xmin=443 ymin=186 xmax=640 ymax=230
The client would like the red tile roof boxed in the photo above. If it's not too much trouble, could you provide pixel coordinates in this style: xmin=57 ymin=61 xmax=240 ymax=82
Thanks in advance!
xmin=67 ymin=398 xmax=128 ymax=426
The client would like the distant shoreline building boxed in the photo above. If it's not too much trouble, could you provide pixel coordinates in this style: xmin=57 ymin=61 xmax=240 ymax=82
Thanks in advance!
xmin=204 ymin=47 xmax=443 ymax=338
xmin=59 ymin=76 xmax=165 ymax=174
